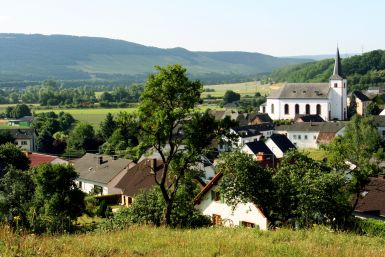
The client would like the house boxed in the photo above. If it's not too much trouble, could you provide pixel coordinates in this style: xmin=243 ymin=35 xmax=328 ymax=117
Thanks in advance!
xmin=247 ymin=113 xmax=273 ymax=125
xmin=1 ymin=128 xmax=37 ymax=151
xmin=260 ymin=48 xmax=347 ymax=121
xmin=7 ymin=116 xmax=34 ymax=127
xmin=354 ymin=176 xmax=385 ymax=220
xmin=264 ymin=134 xmax=296 ymax=159
xmin=113 ymin=158 xmax=163 ymax=207
xmin=26 ymin=152 xmax=68 ymax=168
xmin=241 ymin=141 xmax=275 ymax=167
xmin=194 ymin=173 xmax=268 ymax=230
xmin=275 ymin=121 xmax=346 ymax=149
xmin=347 ymin=91 xmax=371 ymax=116
xmin=73 ymin=153 xmax=135 ymax=195
xmin=294 ymin=114 xmax=325 ymax=123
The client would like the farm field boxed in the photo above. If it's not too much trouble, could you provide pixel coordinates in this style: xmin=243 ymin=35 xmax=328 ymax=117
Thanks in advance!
xmin=35 ymin=105 xmax=223 ymax=128
xmin=1 ymin=225 xmax=385 ymax=257
xmin=202 ymin=81 xmax=281 ymax=98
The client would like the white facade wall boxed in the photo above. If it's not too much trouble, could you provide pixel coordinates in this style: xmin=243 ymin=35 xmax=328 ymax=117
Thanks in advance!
xmin=329 ymin=79 xmax=348 ymax=120
xmin=16 ymin=139 xmax=32 ymax=151
xmin=77 ymin=179 xmax=108 ymax=195
xmin=285 ymin=131 xmax=319 ymax=149
xmin=265 ymin=98 xmax=330 ymax=121
xmin=196 ymin=186 xmax=268 ymax=230
xmin=265 ymin=139 xmax=284 ymax=158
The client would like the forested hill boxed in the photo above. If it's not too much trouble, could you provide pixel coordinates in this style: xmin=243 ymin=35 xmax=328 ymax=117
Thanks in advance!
xmin=271 ymin=50 xmax=385 ymax=91
xmin=0 ymin=34 xmax=310 ymax=85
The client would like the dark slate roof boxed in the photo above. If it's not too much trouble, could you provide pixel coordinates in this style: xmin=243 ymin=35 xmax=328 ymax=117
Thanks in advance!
xmin=247 ymin=113 xmax=273 ymax=123
xmin=295 ymin=114 xmax=325 ymax=122
xmin=352 ymin=90 xmax=370 ymax=102
xmin=232 ymin=123 xmax=275 ymax=138
xmin=74 ymin=153 xmax=132 ymax=184
xmin=372 ymin=115 xmax=385 ymax=127
xmin=245 ymin=141 xmax=274 ymax=156
xmin=114 ymin=159 xmax=164 ymax=196
xmin=269 ymin=134 xmax=296 ymax=153
xmin=330 ymin=47 xmax=344 ymax=80
xmin=276 ymin=121 xmax=346 ymax=133
xmin=355 ymin=177 xmax=385 ymax=218
xmin=267 ymin=83 xmax=330 ymax=99
xmin=1 ymin=128 xmax=35 ymax=139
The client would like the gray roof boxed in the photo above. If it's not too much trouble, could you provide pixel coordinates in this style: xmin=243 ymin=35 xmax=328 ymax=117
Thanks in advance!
xmin=276 ymin=121 xmax=346 ymax=133
xmin=267 ymin=83 xmax=330 ymax=99
xmin=330 ymin=47 xmax=344 ymax=80
xmin=1 ymin=128 xmax=35 ymax=139
xmin=232 ymin=124 xmax=275 ymax=138
xmin=74 ymin=153 xmax=132 ymax=184
xmin=373 ymin=116 xmax=385 ymax=127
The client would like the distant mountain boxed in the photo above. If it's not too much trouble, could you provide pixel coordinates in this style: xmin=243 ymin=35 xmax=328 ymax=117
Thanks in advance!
xmin=271 ymin=50 xmax=385 ymax=92
xmin=0 ymin=34 xmax=311 ymax=85
xmin=285 ymin=53 xmax=357 ymax=61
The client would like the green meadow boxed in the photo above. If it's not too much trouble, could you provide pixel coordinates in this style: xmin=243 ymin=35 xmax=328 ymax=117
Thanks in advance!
xmin=1 ymin=225 xmax=385 ymax=257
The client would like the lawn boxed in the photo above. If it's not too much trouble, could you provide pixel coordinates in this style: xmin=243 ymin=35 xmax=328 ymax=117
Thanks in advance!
xmin=202 ymin=81 xmax=281 ymax=98
xmin=1 ymin=225 xmax=385 ymax=257
xmin=301 ymin=148 xmax=328 ymax=161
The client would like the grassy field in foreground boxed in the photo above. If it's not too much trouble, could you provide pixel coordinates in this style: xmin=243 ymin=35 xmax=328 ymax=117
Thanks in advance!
xmin=1 ymin=225 xmax=384 ymax=257
xmin=202 ymin=81 xmax=281 ymax=98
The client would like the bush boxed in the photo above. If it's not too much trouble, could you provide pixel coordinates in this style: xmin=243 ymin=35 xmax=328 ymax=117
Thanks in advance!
xmin=356 ymin=218 xmax=385 ymax=237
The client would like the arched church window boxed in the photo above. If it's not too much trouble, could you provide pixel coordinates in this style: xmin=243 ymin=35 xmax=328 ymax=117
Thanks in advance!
xmin=305 ymin=104 xmax=310 ymax=115
xmin=316 ymin=104 xmax=321 ymax=115
xmin=284 ymin=104 xmax=289 ymax=114
xmin=271 ymin=104 xmax=274 ymax=114
xmin=295 ymin=104 xmax=299 ymax=115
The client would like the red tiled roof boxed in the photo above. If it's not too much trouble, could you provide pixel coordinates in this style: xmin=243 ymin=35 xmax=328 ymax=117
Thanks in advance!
xmin=28 ymin=152 xmax=57 ymax=168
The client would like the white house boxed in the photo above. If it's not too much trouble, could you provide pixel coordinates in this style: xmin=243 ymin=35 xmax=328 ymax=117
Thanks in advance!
xmin=275 ymin=122 xmax=346 ymax=149
xmin=5 ymin=128 xmax=37 ymax=151
xmin=264 ymin=134 xmax=296 ymax=159
xmin=74 ymin=153 xmax=135 ymax=195
xmin=260 ymin=48 xmax=347 ymax=121
xmin=194 ymin=173 xmax=268 ymax=230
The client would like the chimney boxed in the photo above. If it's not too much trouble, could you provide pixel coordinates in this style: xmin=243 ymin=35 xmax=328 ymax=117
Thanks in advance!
xmin=150 ymin=159 xmax=156 ymax=174
xmin=98 ymin=156 xmax=103 ymax=165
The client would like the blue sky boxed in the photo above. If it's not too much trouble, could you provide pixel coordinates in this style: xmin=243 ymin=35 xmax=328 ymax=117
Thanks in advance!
xmin=0 ymin=0 xmax=384 ymax=56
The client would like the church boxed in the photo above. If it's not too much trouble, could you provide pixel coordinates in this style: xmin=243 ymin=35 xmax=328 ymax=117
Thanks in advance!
xmin=260 ymin=48 xmax=347 ymax=121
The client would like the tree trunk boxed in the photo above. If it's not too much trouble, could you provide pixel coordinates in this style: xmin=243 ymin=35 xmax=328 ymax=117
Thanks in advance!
xmin=164 ymin=200 xmax=173 ymax=226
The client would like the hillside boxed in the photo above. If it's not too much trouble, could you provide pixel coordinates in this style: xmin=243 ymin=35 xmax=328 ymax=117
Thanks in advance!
xmin=2 ymin=225 xmax=385 ymax=257
xmin=0 ymin=34 xmax=310 ymax=85
xmin=271 ymin=50 xmax=385 ymax=91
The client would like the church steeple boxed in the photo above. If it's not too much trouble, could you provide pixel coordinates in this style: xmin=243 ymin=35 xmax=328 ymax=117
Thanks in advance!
xmin=330 ymin=47 xmax=343 ymax=80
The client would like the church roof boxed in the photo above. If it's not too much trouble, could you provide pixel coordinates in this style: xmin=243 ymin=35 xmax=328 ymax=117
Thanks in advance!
xmin=330 ymin=47 xmax=344 ymax=80
xmin=267 ymin=83 xmax=329 ymax=99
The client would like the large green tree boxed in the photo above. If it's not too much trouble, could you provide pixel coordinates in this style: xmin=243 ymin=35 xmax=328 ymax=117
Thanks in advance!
xmin=66 ymin=122 xmax=98 ymax=154
xmin=28 ymin=164 xmax=85 ymax=234
xmin=223 ymin=90 xmax=240 ymax=104
xmin=0 ymin=143 xmax=30 ymax=177
xmin=136 ymin=64 xmax=218 ymax=225
xmin=218 ymin=150 xmax=351 ymax=229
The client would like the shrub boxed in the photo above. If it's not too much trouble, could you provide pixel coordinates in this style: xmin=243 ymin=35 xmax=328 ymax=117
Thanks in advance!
xmin=356 ymin=218 xmax=385 ymax=237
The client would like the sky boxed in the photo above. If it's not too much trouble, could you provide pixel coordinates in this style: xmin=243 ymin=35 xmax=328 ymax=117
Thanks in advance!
xmin=0 ymin=0 xmax=384 ymax=56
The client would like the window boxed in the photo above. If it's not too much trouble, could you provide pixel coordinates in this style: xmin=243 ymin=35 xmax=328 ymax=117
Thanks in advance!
xmin=284 ymin=104 xmax=289 ymax=114
xmin=334 ymin=83 xmax=338 ymax=88
xmin=316 ymin=104 xmax=321 ymax=115
xmin=344 ymin=83 xmax=346 ymax=88
xmin=78 ymin=181 xmax=82 ymax=189
xmin=313 ymin=135 xmax=317 ymax=140
xmin=262 ymin=106 xmax=266 ymax=113
xmin=271 ymin=104 xmax=275 ymax=114
xmin=293 ymin=135 xmax=297 ymax=140
xmin=93 ymin=185 xmax=103 ymax=195
xmin=212 ymin=214 xmax=222 ymax=225
xmin=295 ymin=104 xmax=300 ymax=115
xmin=211 ymin=191 xmax=221 ymax=202
xmin=298 ymin=135 xmax=302 ymax=140
xmin=305 ymin=104 xmax=310 ymax=115
xmin=240 ymin=221 xmax=255 ymax=228
xmin=304 ymin=135 xmax=308 ymax=140
xmin=21 ymin=140 xmax=28 ymax=145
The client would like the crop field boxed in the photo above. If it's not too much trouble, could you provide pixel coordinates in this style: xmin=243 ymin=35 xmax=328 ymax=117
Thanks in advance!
xmin=202 ymin=81 xmax=281 ymax=98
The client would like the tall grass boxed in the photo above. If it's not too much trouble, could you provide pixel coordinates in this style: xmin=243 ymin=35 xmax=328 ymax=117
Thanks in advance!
xmin=1 ymin=225 xmax=385 ymax=257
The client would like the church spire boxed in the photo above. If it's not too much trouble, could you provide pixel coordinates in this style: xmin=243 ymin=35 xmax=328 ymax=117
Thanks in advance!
xmin=330 ymin=47 xmax=343 ymax=79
